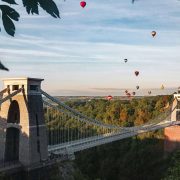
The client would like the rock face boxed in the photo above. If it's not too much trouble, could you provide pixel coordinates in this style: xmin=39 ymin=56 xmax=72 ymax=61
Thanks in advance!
xmin=55 ymin=161 xmax=86 ymax=180
xmin=0 ymin=161 xmax=80 ymax=180
xmin=57 ymin=161 xmax=76 ymax=180
xmin=26 ymin=161 xmax=78 ymax=180
xmin=164 ymin=126 xmax=180 ymax=152
xmin=0 ymin=161 xmax=84 ymax=180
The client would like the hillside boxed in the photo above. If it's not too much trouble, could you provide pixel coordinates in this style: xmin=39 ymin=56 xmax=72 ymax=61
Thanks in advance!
xmin=62 ymin=95 xmax=178 ymax=180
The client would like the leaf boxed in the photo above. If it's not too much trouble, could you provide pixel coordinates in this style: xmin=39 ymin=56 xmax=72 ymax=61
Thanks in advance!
xmin=2 ymin=13 xmax=15 ymax=36
xmin=22 ymin=0 xmax=39 ymax=14
xmin=0 ymin=5 xmax=20 ymax=36
xmin=0 ymin=61 xmax=9 ymax=71
xmin=22 ymin=0 xmax=60 ymax=18
xmin=0 ymin=5 xmax=19 ymax=21
xmin=2 ymin=0 xmax=18 ymax=5
xmin=39 ymin=0 xmax=60 ymax=18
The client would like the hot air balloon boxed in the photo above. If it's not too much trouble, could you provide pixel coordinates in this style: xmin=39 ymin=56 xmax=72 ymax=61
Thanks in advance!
xmin=0 ymin=61 xmax=9 ymax=71
xmin=148 ymin=91 xmax=151 ymax=95
xmin=124 ymin=59 xmax=128 ymax=63
xmin=132 ymin=0 xmax=138 ymax=3
xmin=161 ymin=85 xmax=164 ymax=90
xmin=126 ymin=93 xmax=131 ymax=99
xmin=80 ymin=1 xmax=86 ymax=8
xmin=132 ymin=92 xmax=136 ymax=96
xmin=125 ymin=90 xmax=128 ymax=94
xmin=135 ymin=71 xmax=139 ymax=76
xmin=107 ymin=95 xmax=113 ymax=100
xmin=136 ymin=86 xmax=139 ymax=90
xmin=151 ymin=31 xmax=156 ymax=37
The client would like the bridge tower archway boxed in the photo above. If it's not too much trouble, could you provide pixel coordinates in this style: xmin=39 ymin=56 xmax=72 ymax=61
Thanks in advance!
xmin=5 ymin=100 xmax=20 ymax=162
xmin=7 ymin=100 xmax=20 ymax=124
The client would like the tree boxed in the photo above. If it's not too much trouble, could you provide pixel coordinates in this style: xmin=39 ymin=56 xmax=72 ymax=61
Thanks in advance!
xmin=163 ymin=151 xmax=180 ymax=180
xmin=0 ymin=0 xmax=60 ymax=37
xmin=120 ymin=108 xmax=128 ymax=122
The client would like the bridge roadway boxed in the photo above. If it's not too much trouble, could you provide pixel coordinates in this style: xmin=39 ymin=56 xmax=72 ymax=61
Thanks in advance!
xmin=48 ymin=120 xmax=180 ymax=156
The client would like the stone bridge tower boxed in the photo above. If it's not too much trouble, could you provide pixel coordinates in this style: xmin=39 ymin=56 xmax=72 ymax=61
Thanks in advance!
xmin=0 ymin=78 xmax=48 ymax=167
xmin=164 ymin=92 xmax=180 ymax=152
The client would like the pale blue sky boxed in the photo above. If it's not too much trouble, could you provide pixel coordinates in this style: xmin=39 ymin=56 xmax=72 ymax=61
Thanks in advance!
xmin=0 ymin=0 xmax=180 ymax=95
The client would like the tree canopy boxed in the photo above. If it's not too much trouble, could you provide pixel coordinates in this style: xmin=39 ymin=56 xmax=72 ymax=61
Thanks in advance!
xmin=0 ymin=0 xmax=60 ymax=36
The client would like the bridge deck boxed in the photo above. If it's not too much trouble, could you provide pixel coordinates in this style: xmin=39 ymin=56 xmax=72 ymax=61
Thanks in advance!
xmin=48 ymin=121 xmax=180 ymax=155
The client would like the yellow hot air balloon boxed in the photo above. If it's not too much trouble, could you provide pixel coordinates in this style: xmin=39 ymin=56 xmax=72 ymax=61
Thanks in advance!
xmin=161 ymin=85 xmax=164 ymax=90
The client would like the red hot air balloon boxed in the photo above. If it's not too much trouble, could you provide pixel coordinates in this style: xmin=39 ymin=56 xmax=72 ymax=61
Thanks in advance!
xmin=127 ymin=93 xmax=131 ymax=97
xmin=107 ymin=95 xmax=113 ymax=100
xmin=135 ymin=71 xmax=139 ymax=76
xmin=80 ymin=1 xmax=86 ymax=8
xmin=151 ymin=31 xmax=156 ymax=37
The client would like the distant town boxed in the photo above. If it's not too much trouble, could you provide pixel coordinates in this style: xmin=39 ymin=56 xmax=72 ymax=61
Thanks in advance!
xmin=53 ymin=95 xmax=153 ymax=102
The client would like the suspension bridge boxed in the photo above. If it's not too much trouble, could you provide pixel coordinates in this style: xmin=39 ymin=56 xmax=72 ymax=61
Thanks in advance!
xmin=0 ymin=77 xmax=179 ymax=172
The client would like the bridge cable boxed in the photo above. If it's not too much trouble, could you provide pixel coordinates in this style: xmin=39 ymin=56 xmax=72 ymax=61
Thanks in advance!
xmin=0 ymin=88 xmax=23 ymax=105
xmin=41 ymin=89 xmax=126 ymax=130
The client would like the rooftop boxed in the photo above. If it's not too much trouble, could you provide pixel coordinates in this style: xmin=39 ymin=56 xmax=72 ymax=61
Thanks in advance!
xmin=1 ymin=77 xmax=44 ymax=82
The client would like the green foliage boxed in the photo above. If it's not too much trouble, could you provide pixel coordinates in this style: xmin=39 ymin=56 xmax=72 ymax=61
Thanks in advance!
xmin=75 ymin=131 xmax=169 ymax=180
xmin=65 ymin=95 xmax=172 ymax=127
xmin=163 ymin=151 xmax=180 ymax=180
xmin=0 ymin=0 xmax=60 ymax=36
